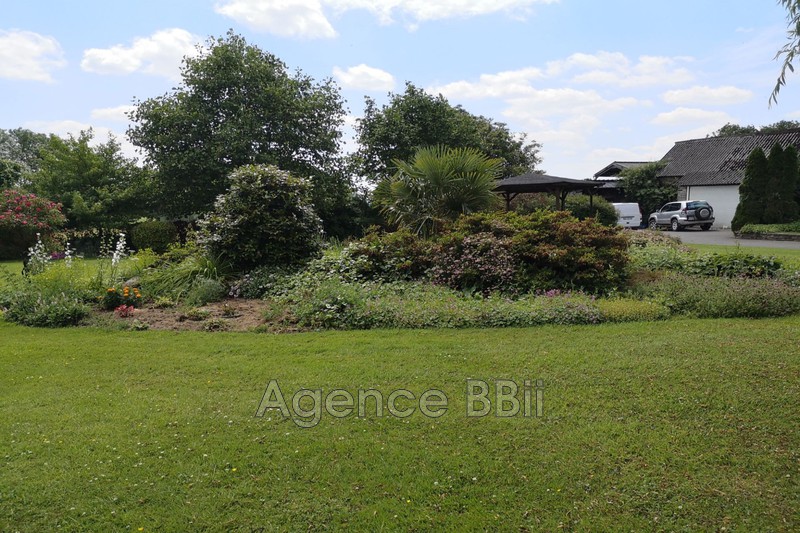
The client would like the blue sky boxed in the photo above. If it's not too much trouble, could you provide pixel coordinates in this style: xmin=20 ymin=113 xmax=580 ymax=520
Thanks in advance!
xmin=2 ymin=0 xmax=800 ymax=179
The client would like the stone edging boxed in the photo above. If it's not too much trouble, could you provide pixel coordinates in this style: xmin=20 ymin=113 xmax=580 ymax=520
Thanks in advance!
xmin=734 ymin=232 xmax=800 ymax=242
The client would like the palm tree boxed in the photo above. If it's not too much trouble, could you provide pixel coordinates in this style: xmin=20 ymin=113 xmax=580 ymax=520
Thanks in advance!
xmin=375 ymin=145 xmax=503 ymax=236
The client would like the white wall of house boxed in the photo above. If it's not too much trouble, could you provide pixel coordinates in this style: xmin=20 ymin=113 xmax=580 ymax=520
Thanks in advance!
xmin=686 ymin=185 xmax=740 ymax=229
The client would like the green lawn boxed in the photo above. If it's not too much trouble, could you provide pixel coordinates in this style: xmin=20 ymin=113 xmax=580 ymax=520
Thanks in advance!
xmin=2 ymin=318 xmax=799 ymax=531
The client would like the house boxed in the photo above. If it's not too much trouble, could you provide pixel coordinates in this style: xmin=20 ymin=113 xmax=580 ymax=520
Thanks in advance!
xmin=657 ymin=130 xmax=800 ymax=228
xmin=592 ymin=161 xmax=651 ymax=202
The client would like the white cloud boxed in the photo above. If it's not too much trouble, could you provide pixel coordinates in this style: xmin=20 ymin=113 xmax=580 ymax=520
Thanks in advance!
xmin=651 ymin=107 xmax=733 ymax=126
xmin=81 ymin=28 xmax=201 ymax=80
xmin=214 ymin=0 xmax=558 ymax=37
xmin=547 ymin=52 xmax=694 ymax=87
xmin=433 ymin=52 xmax=693 ymax=103
xmin=215 ymin=0 xmax=337 ymax=38
xmin=90 ymin=105 xmax=135 ymax=122
xmin=430 ymin=67 xmax=543 ymax=99
xmin=505 ymin=88 xmax=641 ymax=123
xmin=662 ymin=85 xmax=752 ymax=106
xmin=333 ymin=64 xmax=395 ymax=90
xmin=327 ymin=0 xmax=559 ymax=25
xmin=0 ymin=30 xmax=66 ymax=82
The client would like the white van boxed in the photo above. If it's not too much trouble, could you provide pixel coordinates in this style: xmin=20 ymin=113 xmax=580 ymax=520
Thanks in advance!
xmin=612 ymin=203 xmax=642 ymax=228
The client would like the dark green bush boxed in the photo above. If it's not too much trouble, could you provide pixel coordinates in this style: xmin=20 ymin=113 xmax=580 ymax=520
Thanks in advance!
xmin=339 ymin=228 xmax=434 ymax=282
xmin=297 ymin=211 xmax=629 ymax=295
xmin=200 ymin=164 xmax=323 ymax=272
xmin=131 ymin=220 xmax=179 ymax=253
xmin=684 ymin=252 xmax=781 ymax=278
xmin=511 ymin=213 xmax=629 ymax=293
xmin=429 ymin=232 xmax=516 ymax=295
xmin=4 ymin=289 xmax=90 ymax=327
xmin=564 ymin=194 xmax=619 ymax=226
xmin=513 ymin=193 xmax=619 ymax=227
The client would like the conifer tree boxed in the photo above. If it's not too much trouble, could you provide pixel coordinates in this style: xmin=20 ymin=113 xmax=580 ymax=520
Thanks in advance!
xmin=731 ymin=147 xmax=769 ymax=230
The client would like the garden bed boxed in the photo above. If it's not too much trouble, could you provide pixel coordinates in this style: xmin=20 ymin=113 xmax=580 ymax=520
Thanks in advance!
xmin=94 ymin=298 xmax=274 ymax=332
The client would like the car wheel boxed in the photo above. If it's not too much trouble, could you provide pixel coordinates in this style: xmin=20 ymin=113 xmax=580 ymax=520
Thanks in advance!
xmin=648 ymin=218 xmax=658 ymax=230
xmin=671 ymin=219 xmax=680 ymax=231
xmin=697 ymin=207 xmax=711 ymax=220
xmin=701 ymin=224 xmax=711 ymax=231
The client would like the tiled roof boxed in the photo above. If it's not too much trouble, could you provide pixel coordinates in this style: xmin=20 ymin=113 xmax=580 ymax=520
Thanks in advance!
xmin=658 ymin=130 xmax=800 ymax=186
xmin=593 ymin=161 xmax=651 ymax=178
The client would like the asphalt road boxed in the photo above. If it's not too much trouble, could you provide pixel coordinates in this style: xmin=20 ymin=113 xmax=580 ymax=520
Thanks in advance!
xmin=653 ymin=227 xmax=800 ymax=249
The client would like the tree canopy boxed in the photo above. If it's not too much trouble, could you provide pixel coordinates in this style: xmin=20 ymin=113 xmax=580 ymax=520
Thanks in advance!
xmin=28 ymin=130 xmax=153 ymax=229
xmin=353 ymin=82 xmax=540 ymax=183
xmin=708 ymin=121 xmax=800 ymax=137
xmin=0 ymin=128 xmax=50 ymax=174
xmin=619 ymin=161 xmax=676 ymax=217
xmin=127 ymin=31 xmax=352 ymax=236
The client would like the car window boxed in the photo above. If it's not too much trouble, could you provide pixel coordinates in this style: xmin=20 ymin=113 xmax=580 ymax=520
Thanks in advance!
xmin=687 ymin=201 xmax=709 ymax=209
xmin=663 ymin=203 xmax=679 ymax=212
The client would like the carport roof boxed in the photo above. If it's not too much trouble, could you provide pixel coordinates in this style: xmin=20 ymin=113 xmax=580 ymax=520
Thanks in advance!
xmin=493 ymin=173 xmax=601 ymax=193
xmin=493 ymin=173 xmax=602 ymax=209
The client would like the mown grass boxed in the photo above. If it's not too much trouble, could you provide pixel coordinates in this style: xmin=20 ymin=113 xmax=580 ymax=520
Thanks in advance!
xmin=1 ymin=318 xmax=799 ymax=531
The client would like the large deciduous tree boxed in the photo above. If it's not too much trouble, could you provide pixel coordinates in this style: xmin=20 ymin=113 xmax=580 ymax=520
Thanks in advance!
xmin=29 ymin=130 xmax=153 ymax=230
xmin=0 ymin=128 xmax=50 ymax=173
xmin=127 ymin=31 xmax=353 ymax=237
xmin=353 ymin=82 xmax=540 ymax=183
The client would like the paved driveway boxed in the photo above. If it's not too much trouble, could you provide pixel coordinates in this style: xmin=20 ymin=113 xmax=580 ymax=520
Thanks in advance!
xmin=655 ymin=227 xmax=800 ymax=249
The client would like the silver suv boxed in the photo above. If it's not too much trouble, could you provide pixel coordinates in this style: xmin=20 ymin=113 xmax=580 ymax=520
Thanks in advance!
xmin=648 ymin=200 xmax=714 ymax=231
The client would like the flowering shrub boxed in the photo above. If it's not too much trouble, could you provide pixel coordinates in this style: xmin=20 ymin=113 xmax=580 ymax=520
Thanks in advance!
xmin=429 ymin=232 xmax=516 ymax=295
xmin=114 ymin=304 xmax=135 ymax=318
xmin=25 ymin=233 xmax=50 ymax=275
xmin=333 ymin=228 xmax=434 ymax=282
xmin=0 ymin=189 xmax=65 ymax=230
xmin=0 ymin=189 xmax=66 ymax=259
xmin=431 ymin=211 xmax=630 ymax=294
xmin=111 ymin=233 xmax=127 ymax=267
xmin=199 ymin=164 xmax=323 ymax=271
xmin=101 ymin=286 xmax=142 ymax=310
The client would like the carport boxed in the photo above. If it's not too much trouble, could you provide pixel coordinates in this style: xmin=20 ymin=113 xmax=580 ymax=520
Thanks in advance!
xmin=493 ymin=173 xmax=603 ymax=211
